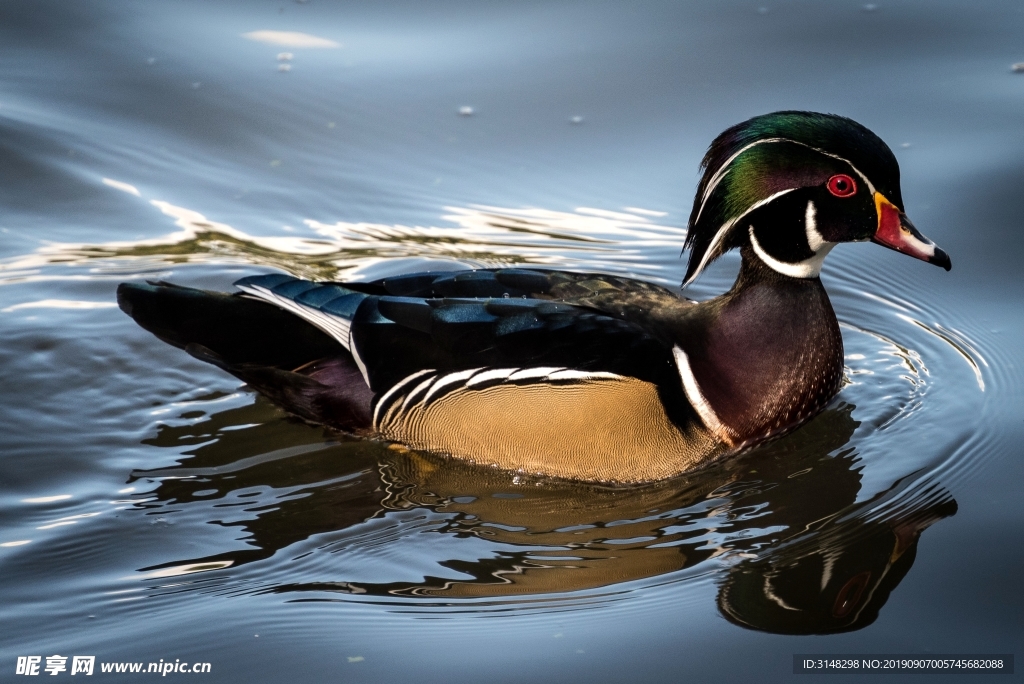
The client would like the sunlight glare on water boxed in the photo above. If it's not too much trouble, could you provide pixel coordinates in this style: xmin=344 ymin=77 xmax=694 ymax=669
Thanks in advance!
xmin=1 ymin=1 xmax=1022 ymax=682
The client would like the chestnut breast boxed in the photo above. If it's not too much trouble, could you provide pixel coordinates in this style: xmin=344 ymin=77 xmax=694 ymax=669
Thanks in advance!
xmin=684 ymin=277 xmax=844 ymax=443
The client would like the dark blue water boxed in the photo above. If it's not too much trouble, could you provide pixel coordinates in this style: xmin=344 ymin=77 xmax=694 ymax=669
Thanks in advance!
xmin=1 ymin=1 xmax=1022 ymax=682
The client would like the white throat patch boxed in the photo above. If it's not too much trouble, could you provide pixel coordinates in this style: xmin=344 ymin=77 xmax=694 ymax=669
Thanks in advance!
xmin=748 ymin=200 xmax=836 ymax=279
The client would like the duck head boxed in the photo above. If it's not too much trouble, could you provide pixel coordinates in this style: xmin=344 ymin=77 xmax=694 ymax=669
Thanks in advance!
xmin=683 ymin=111 xmax=951 ymax=285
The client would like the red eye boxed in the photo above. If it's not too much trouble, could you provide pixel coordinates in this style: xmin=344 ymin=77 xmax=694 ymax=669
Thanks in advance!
xmin=827 ymin=174 xmax=857 ymax=197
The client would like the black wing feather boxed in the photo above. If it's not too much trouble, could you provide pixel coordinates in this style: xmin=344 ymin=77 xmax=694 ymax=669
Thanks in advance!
xmin=353 ymin=295 xmax=677 ymax=388
xmin=351 ymin=268 xmax=683 ymax=302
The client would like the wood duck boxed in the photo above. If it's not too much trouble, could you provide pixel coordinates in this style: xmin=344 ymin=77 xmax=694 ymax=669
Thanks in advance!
xmin=118 ymin=111 xmax=951 ymax=484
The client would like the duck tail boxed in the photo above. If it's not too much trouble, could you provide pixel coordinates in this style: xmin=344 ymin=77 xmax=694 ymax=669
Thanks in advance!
xmin=116 ymin=280 xmax=374 ymax=432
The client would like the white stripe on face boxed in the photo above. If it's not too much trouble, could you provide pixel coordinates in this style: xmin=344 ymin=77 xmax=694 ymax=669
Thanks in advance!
xmin=687 ymin=138 xmax=877 ymax=285
xmin=684 ymin=189 xmax=795 ymax=286
xmin=748 ymin=220 xmax=835 ymax=280
xmin=693 ymin=137 xmax=789 ymax=227
xmin=694 ymin=138 xmax=877 ymax=226
xmin=746 ymin=200 xmax=836 ymax=279
xmin=804 ymin=200 xmax=830 ymax=252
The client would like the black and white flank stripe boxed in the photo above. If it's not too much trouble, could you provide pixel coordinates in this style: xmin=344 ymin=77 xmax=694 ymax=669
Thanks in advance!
xmin=372 ymin=366 xmax=623 ymax=429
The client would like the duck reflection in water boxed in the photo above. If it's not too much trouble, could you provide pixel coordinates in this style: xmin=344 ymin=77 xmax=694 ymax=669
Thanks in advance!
xmin=131 ymin=398 xmax=953 ymax=634
xmin=717 ymin=482 xmax=954 ymax=634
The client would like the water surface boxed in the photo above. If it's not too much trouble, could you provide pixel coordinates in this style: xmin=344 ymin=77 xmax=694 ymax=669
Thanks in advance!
xmin=1 ymin=1 xmax=1022 ymax=682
